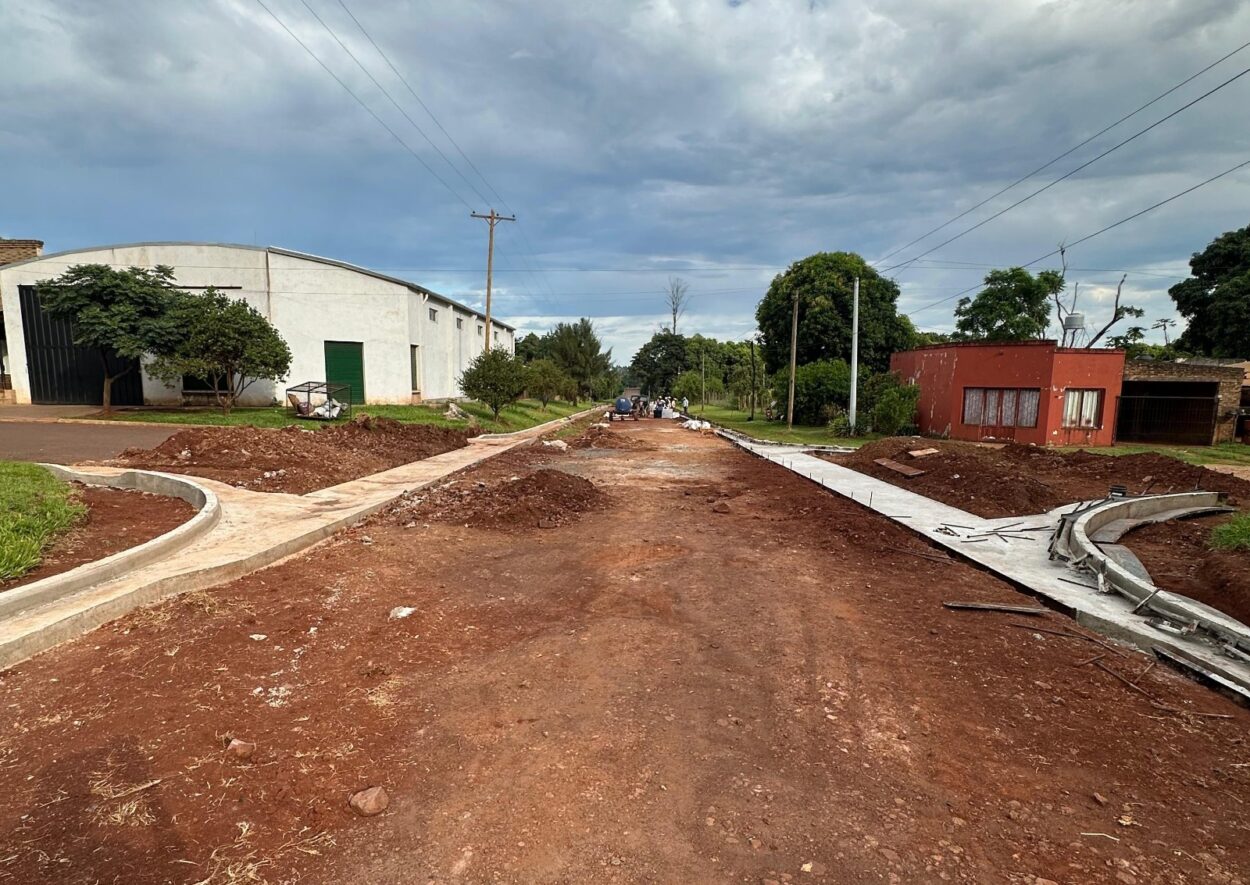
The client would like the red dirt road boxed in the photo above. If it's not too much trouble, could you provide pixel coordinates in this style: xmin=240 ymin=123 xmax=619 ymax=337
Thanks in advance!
xmin=0 ymin=422 xmax=1247 ymax=884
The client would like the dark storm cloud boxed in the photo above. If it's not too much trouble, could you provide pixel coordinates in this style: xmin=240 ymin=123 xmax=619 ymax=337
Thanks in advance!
xmin=2 ymin=0 xmax=1248 ymax=359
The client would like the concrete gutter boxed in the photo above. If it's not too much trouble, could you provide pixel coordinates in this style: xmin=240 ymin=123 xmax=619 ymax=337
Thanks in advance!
xmin=1059 ymin=492 xmax=1248 ymax=648
xmin=0 ymin=468 xmax=219 ymax=621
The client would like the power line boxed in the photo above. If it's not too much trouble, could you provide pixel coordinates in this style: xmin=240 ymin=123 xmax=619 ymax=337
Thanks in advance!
xmin=872 ymin=39 xmax=1250 ymax=267
xmin=331 ymin=0 xmax=560 ymax=301
xmin=252 ymin=0 xmax=472 ymax=210
xmin=905 ymin=156 xmax=1250 ymax=316
xmin=882 ymin=63 xmax=1250 ymax=275
xmin=294 ymin=0 xmax=492 ymax=206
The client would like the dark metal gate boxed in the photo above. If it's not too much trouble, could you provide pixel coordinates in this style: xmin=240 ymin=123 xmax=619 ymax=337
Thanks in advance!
xmin=18 ymin=286 xmax=143 ymax=405
xmin=1114 ymin=395 xmax=1218 ymax=446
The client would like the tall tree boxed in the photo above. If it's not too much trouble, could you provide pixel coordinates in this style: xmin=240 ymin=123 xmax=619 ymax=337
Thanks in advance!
xmin=514 ymin=332 xmax=548 ymax=363
xmin=546 ymin=318 xmax=612 ymax=403
xmin=952 ymin=267 xmax=1062 ymax=342
xmin=35 ymin=264 xmax=182 ymax=411
xmin=665 ymin=276 xmax=690 ymax=334
xmin=755 ymin=252 xmax=915 ymax=374
xmin=1171 ymin=224 xmax=1250 ymax=357
xmin=629 ymin=330 xmax=689 ymax=395
xmin=146 ymin=289 xmax=292 ymax=414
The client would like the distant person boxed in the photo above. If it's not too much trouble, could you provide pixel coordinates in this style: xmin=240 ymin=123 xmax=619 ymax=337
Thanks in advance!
xmin=682 ymin=396 xmax=689 ymax=413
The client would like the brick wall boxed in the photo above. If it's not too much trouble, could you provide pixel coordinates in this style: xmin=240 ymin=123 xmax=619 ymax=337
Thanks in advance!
xmin=1123 ymin=360 xmax=1244 ymax=444
xmin=0 ymin=239 xmax=43 ymax=265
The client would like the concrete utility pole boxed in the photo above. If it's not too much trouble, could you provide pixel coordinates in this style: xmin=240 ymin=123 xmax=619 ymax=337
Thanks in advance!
xmin=470 ymin=209 xmax=515 ymax=350
xmin=787 ymin=291 xmax=799 ymax=430
xmin=700 ymin=347 xmax=706 ymax=416
xmin=748 ymin=338 xmax=757 ymax=422
xmin=849 ymin=277 xmax=860 ymax=431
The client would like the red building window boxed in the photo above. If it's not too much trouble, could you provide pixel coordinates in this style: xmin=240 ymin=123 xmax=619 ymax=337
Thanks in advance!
xmin=963 ymin=387 xmax=1040 ymax=428
xmin=1062 ymin=388 xmax=1104 ymax=428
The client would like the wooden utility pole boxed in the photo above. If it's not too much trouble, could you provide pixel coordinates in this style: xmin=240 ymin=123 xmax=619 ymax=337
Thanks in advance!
xmin=470 ymin=209 xmax=515 ymax=350
xmin=787 ymin=291 xmax=799 ymax=430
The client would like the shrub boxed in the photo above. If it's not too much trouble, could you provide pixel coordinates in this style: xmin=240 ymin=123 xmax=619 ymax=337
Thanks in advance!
xmin=870 ymin=381 xmax=921 ymax=435
xmin=772 ymin=360 xmax=851 ymax=425
xmin=459 ymin=347 xmax=527 ymax=418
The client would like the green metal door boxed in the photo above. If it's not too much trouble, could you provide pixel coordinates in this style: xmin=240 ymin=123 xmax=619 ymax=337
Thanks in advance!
xmin=324 ymin=341 xmax=365 ymax=404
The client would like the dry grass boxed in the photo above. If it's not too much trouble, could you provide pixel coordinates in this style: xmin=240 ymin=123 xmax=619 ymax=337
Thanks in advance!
xmin=190 ymin=822 xmax=334 ymax=885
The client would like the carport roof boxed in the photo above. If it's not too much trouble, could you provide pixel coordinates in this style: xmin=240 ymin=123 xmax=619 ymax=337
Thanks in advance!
xmin=0 ymin=241 xmax=515 ymax=331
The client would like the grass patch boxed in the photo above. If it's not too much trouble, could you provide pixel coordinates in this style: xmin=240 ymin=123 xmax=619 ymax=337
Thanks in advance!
xmin=1211 ymin=513 xmax=1250 ymax=552
xmin=0 ymin=462 xmax=86 ymax=581
xmin=695 ymin=404 xmax=877 ymax=448
xmin=1057 ymin=442 xmax=1250 ymax=469
xmin=83 ymin=399 xmax=588 ymax=435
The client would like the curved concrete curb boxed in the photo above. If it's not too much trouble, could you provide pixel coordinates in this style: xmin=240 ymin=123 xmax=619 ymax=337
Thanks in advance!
xmin=1063 ymin=492 xmax=1250 ymax=648
xmin=0 ymin=467 xmax=219 ymax=621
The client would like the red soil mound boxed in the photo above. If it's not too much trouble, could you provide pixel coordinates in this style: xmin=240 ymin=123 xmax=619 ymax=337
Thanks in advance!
xmin=112 ymin=415 xmax=470 ymax=494
xmin=570 ymin=424 xmax=652 ymax=450
xmin=837 ymin=437 xmax=1250 ymax=518
xmin=391 ymin=468 xmax=604 ymax=530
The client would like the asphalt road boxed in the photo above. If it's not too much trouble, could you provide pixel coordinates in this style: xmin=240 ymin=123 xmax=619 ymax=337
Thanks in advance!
xmin=0 ymin=422 xmax=178 ymax=463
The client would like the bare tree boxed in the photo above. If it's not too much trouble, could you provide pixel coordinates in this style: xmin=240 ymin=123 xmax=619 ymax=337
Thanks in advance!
xmin=1152 ymin=317 xmax=1176 ymax=345
xmin=665 ymin=276 xmax=690 ymax=334
xmin=1085 ymin=274 xmax=1143 ymax=348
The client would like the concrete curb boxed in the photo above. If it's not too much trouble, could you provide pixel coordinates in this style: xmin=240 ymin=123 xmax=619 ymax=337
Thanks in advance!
xmin=1062 ymin=492 xmax=1250 ymax=648
xmin=468 ymin=405 xmax=602 ymax=442
xmin=0 ymin=468 xmax=220 ymax=621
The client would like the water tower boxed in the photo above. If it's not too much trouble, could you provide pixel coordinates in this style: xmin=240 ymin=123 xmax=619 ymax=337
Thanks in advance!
xmin=1062 ymin=312 xmax=1086 ymax=347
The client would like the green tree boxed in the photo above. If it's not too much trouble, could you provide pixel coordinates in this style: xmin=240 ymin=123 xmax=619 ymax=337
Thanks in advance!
xmin=755 ymin=252 xmax=915 ymax=375
xmin=953 ymin=267 xmax=1062 ymax=341
xmin=590 ymin=369 xmax=624 ymax=401
xmin=547 ymin=319 xmax=612 ymax=403
xmin=1171 ymin=224 xmax=1250 ymax=357
xmin=629 ymin=330 xmax=689 ymax=395
xmin=671 ymin=369 xmax=724 ymax=407
xmin=35 ymin=264 xmax=182 ymax=411
xmin=771 ymin=359 xmax=852 ymax=425
xmin=146 ymin=289 xmax=291 ymax=414
xmin=459 ymin=347 xmax=527 ymax=418
xmin=523 ymin=358 xmax=570 ymax=409
xmin=514 ymin=332 xmax=548 ymax=363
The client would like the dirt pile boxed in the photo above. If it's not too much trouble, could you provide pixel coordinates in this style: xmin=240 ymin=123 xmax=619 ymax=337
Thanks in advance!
xmin=112 ymin=414 xmax=471 ymax=494
xmin=1121 ymin=514 xmax=1250 ymax=626
xmin=838 ymin=437 xmax=1250 ymax=518
xmin=393 ymin=467 xmax=604 ymax=529
xmin=570 ymin=423 xmax=651 ymax=450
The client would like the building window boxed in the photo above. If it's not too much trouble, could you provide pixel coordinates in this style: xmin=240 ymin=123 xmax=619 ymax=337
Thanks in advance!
xmin=456 ymin=317 xmax=463 ymax=330
xmin=477 ymin=324 xmax=484 ymax=336
xmin=1063 ymin=388 xmax=1104 ymax=428
xmin=428 ymin=308 xmax=438 ymax=322
xmin=962 ymin=387 xmax=1040 ymax=428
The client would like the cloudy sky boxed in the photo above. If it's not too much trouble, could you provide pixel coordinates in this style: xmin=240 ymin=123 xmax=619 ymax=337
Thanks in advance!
xmin=3 ymin=0 xmax=1248 ymax=361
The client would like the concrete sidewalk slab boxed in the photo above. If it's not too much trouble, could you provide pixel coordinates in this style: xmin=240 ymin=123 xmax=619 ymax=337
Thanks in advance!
xmin=730 ymin=436 xmax=1250 ymax=693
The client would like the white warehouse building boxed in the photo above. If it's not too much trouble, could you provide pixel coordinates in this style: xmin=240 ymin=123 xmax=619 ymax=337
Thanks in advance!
xmin=0 ymin=242 xmax=514 ymax=407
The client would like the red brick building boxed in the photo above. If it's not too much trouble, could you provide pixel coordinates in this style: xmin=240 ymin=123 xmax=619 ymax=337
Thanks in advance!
xmin=890 ymin=341 xmax=1126 ymax=446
